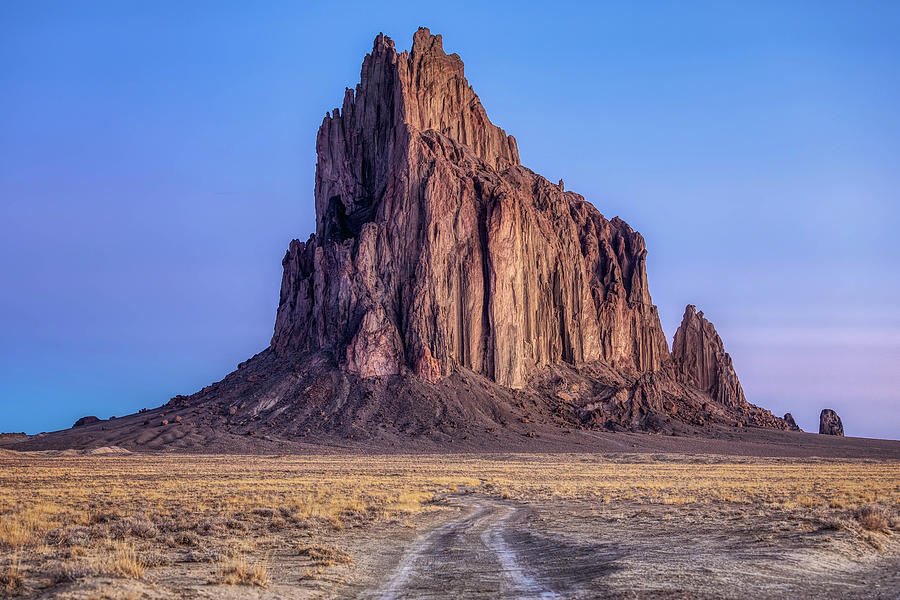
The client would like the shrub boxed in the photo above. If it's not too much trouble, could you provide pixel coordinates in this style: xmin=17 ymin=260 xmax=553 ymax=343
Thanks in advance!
xmin=48 ymin=560 xmax=96 ymax=583
xmin=109 ymin=516 xmax=159 ymax=540
xmin=855 ymin=505 xmax=889 ymax=532
xmin=173 ymin=532 xmax=199 ymax=547
xmin=195 ymin=517 xmax=224 ymax=534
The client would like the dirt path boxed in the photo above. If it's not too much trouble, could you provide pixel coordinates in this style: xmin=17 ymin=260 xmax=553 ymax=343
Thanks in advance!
xmin=361 ymin=496 xmax=615 ymax=600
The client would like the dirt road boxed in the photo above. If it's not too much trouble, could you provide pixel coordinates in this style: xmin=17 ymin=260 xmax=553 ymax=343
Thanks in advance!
xmin=359 ymin=493 xmax=900 ymax=600
xmin=361 ymin=496 xmax=618 ymax=599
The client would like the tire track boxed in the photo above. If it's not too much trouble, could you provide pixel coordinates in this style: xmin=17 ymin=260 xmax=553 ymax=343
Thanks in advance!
xmin=362 ymin=496 xmax=560 ymax=600
xmin=480 ymin=505 xmax=560 ymax=599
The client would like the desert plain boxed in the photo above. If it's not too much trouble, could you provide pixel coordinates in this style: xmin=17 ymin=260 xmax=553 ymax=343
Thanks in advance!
xmin=2 ymin=450 xmax=899 ymax=599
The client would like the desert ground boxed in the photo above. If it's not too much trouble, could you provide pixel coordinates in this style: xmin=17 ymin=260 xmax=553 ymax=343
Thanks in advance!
xmin=1 ymin=451 xmax=899 ymax=599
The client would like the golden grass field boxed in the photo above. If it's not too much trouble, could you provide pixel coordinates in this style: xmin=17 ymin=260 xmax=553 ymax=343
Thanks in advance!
xmin=1 ymin=451 xmax=898 ymax=598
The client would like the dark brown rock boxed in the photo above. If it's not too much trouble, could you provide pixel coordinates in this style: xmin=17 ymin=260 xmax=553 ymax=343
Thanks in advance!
xmin=672 ymin=305 xmax=745 ymax=408
xmin=783 ymin=413 xmax=801 ymax=431
xmin=819 ymin=409 xmax=844 ymax=436
xmin=73 ymin=416 xmax=101 ymax=428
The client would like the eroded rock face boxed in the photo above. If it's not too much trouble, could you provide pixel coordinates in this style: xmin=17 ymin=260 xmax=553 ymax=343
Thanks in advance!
xmin=272 ymin=27 xmax=668 ymax=388
xmin=672 ymin=305 xmax=746 ymax=409
xmin=819 ymin=409 xmax=844 ymax=436
xmin=73 ymin=416 xmax=101 ymax=428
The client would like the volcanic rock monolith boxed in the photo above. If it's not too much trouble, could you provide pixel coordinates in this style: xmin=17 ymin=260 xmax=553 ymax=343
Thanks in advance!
xmin=12 ymin=28 xmax=798 ymax=453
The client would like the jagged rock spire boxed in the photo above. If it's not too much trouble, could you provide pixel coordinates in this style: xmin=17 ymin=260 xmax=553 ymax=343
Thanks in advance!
xmin=314 ymin=27 xmax=518 ymax=242
xmin=671 ymin=305 xmax=747 ymax=408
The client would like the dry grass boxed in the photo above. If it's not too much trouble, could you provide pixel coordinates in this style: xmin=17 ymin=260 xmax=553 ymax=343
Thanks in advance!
xmin=0 ymin=519 xmax=30 ymax=550
xmin=0 ymin=452 xmax=897 ymax=594
xmin=474 ymin=455 xmax=900 ymax=510
xmin=99 ymin=542 xmax=145 ymax=579
xmin=215 ymin=554 xmax=269 ymax=587
xmin=0 ymin=555 xmax=24 ymax=594
xmin=299 ymin=543 xmax=354 ymax=566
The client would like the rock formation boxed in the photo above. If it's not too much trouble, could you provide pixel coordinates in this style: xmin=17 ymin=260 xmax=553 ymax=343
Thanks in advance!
xmin=783 ymin=413 xmax=801 ymax=431
xmin=819 ymin=409 xmax=844 ymax=436
xmin=272 ymin=28 xmax=668 ymax=389
xmin=263 ymin=28 xmax=791 ymax=438
xmin=73 ymin=416 xmax=100 ymax=428
xmin=672 ymin=305 xmax=747 ymax=409
xmin=9 ymin=28 xmax=797 ymax=453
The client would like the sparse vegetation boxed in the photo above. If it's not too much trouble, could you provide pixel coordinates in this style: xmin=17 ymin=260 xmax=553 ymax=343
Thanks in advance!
xmin=0 ymin=452 xmax=897 ymax=595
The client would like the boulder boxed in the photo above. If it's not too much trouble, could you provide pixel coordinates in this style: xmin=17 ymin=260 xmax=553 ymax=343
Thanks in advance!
xmin=73 ymin=416 xmax=101 ymax=428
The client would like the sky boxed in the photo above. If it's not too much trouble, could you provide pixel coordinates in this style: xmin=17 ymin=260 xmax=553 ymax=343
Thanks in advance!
xmin=1 ymin=1 xmax=898 ymax=439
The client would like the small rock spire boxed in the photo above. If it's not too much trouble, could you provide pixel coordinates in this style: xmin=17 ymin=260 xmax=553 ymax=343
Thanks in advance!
xmin=819 ymin=409 xmax=844 ymax=436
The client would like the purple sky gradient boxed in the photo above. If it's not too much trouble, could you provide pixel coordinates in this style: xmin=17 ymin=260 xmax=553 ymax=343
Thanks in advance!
xmin=1 ymin=2 xmax=898 ymax=439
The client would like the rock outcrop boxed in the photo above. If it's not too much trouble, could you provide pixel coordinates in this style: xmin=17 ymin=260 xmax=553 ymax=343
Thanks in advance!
xmin=73 ymin=416 xmax=101 ymax=428
xmin=671 ymin=305 xmax=746 ymax=409
xmin=272 ymin=27 xmax=668 ymax=389
xmin=783 ymin=413 xmax=801 ymax=431
xmin=819 ymin=409 xmax=844 ymax=436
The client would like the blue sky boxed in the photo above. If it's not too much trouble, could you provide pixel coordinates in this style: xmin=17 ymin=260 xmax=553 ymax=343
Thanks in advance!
xmin=1 ymin=1 xmax=898 ymax=438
